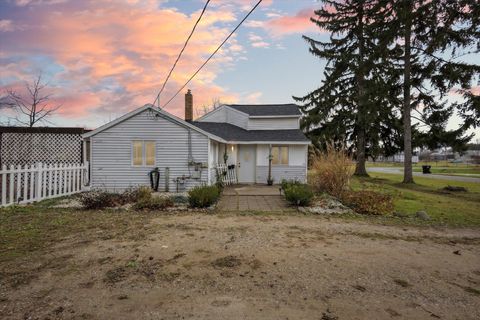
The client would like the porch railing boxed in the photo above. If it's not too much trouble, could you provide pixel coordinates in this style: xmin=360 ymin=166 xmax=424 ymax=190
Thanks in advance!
xmin=215 ymin=163 xmax=237 ymax=185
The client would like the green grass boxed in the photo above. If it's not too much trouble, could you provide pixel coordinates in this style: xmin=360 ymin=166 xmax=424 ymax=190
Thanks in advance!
xmin=351 ymin=172 xmax=480 ymax=227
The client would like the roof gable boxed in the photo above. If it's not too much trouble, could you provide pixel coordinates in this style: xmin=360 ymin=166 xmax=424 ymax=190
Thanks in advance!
xmin=83 ymin=104 xmax=225 ymax=142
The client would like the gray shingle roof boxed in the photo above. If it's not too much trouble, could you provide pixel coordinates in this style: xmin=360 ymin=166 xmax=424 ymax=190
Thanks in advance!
xmin=191 ymin=122 xmax=309 ymax=143
xmin=226 ymin=104 xmax=301 ymax=116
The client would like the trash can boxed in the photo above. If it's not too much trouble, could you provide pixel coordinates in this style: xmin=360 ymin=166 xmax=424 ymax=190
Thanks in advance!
xmin=422 ymin=165 xmax=431 ymax=174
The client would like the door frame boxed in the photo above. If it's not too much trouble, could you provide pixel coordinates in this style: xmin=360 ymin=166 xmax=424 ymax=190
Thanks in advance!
xmin=237 ymin=144 xmax=256 ymax=184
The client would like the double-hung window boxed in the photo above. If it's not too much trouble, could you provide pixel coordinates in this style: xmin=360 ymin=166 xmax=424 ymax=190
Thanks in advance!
xmin=271 ymin=146 xmax=289 ymax=165
xmin=132 ymin=140 xmax=155 ymax=166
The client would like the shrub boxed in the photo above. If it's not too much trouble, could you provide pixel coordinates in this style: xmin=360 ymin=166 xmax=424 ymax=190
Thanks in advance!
xmin=171 ymin=194 xmax=189 ymax=204
xmin=340 ymin=190 xmax=394 ymax=215
xmin=284 ymin=184 xmax=314 ymax=206
xmin=122 ymin=186 xmax=152 ymax=203
xmin=134 ymin=196 xmax=174 ymax=210
xmin=79 ymin=190 xmax=123 ymax=209
xmin=280 ymin=179 xmax=302 ymax=191
xmin=188 ymin=185 xmax=221 ymax=208
xmin=310 ymin=142 xmax=354 ymax=197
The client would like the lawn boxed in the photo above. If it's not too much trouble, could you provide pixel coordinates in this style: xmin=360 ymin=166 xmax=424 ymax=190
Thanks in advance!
xmin=1 ymin=207 xmax=479 ymax=319
xmin=352 ymin=172 xmax=480 ymax=227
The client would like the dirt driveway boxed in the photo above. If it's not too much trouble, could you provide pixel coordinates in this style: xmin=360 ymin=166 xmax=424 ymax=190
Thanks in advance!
xmin=1 ymin=213 xmax=479 ymax=320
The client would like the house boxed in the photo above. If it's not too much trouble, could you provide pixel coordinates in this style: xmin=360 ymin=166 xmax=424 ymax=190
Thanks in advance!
xmin=83 ymin=90 xmax=310 ymax=192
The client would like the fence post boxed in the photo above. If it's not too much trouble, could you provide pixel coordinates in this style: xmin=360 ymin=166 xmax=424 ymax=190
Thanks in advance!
xmin=53 ymin=164 xmax=58 ymax=196
xmin=9 ymin=165 xmax=15 ymax=204
xmin=1 ymin=164 xmax=6 ymax=206
xmin=48 ymin=164 xmax=52 ymax=198
xmin=36 ymin=163 xmax=43 ymax=201
xmin=16 ymin=164 xmax=22 ymax=203
xmin=29 ymin=164 xmax=34 ymax=201
xmin=23 ymin=164 xmax=28 ymax=203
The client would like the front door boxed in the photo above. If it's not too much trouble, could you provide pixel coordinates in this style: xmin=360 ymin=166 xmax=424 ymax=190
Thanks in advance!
xmin=237 ymin=145 xmax=256 ymax=183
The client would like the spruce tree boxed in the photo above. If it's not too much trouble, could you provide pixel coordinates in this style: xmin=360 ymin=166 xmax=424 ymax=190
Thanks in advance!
xmin=389 ymin=0 xmax=480 ymax=183
xmin=294 ymin=0 xmax=400 ymax=176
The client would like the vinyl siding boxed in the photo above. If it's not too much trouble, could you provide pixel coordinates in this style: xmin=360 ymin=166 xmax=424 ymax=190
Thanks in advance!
xmin=199 ymin=107 xmax=227 ymax=122
xmin=90 ymin=110 xmax=209 ymax=192
xmin=255 ymin=165 xmax=306 ymax=184
xmin=225 ymin=108 xmax=248 ymax=129
xmin=248 ymin=117 xmax=300 ymax=130
xmin=255 ymin=144 xmax=307 ymax=183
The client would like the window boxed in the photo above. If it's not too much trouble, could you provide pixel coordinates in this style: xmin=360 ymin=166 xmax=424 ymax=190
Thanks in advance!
xmin=271 ymin=146 xmax=288 ymax=165
xmin=132 ymin=140 xmax=156 ymax=166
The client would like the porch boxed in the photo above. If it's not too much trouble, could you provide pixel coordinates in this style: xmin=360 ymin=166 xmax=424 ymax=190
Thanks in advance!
xmin=209 ymin=141 xmax=308 ymax=185
xmin=217 ymin=184 xmax=289 ymax=211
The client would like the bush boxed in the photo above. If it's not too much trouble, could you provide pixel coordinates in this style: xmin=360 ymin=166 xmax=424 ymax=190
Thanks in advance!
xmin=310 ymin=143 xmax=354 ymax=197
xmin=340 ymin=190 xmax=394 ymax=215
xmin=122 ymin=186 xmax=152 ymax=203
xmin=284 ymin=184 xmax=314 ymax=206
xmin=188 ymin=185 xmax=221 ymax=208
xmin=79 ymin=190 xmax=123 ymax=209
xmin=280 ymin=179 xmax=302 ymax=191
xmin=134 ymin=196 xmax=174 ymax=210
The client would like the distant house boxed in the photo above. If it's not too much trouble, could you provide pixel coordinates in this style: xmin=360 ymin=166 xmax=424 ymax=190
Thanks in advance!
xmin=83 ymin=91 xmax=310 ymax=192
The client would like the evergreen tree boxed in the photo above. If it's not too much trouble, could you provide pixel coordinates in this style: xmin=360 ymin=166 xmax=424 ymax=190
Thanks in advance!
xmin=389 ymin=0 xmax=480 ymax=183
xmin=294 ymin=0 xmax=401 ymax=176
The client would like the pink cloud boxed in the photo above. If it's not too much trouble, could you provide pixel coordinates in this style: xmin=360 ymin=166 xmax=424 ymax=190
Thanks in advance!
xmin=0 ymin=0 xmax=253 ymax=125
xmin=266 ymin=8 xmax=316 ymax=36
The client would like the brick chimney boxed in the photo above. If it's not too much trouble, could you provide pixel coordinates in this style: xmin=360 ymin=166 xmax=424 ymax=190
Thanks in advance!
xmin=185 ymin=89 xmax=193 ymax=121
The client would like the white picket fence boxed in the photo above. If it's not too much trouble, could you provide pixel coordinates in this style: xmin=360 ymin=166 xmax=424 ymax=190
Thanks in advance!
xmin=215 ymin=163 xmax=237 ymax=185
xmin=0 ymin=162 xmax=89 ymax=207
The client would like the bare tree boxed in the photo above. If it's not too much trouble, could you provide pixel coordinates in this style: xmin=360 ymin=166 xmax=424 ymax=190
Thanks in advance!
xmin=195 ymin=97 xmax=223 ymax=117
xmin=3 ymin=74 xmax=61 ymax=127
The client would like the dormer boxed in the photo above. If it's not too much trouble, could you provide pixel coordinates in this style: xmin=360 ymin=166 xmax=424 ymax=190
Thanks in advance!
xmin=197 ymin=104 xmax=302 ymax=130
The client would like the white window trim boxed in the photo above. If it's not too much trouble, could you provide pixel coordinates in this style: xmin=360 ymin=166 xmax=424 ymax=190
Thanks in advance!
xmin=271 ymin=145 xmax=289 ymax=166
xmin=131 ymin=140 xmax=156 ymax=167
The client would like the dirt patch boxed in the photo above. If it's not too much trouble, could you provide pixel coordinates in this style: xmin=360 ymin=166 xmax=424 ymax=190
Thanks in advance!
xmin=211 ymin=255 xmax=242 ymax=268
xmin=1 ymin=212 xmax=480 ymax=319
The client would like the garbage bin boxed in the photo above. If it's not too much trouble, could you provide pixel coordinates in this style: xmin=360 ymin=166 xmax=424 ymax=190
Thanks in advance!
xmin=422 ymin=165 xmax=431 ymax=174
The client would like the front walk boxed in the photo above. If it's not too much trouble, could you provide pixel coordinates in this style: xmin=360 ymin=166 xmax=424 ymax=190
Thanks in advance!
xmin=217 ymin=185 xmax=290 ymax=211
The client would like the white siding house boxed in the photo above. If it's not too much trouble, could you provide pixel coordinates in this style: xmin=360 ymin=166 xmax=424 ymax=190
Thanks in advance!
xmin=83 ymin=97 xmax=310 ymax=191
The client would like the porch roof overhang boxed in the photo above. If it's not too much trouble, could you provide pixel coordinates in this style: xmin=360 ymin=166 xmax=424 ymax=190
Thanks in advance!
xmin=191 ymin=121 xmax=310 ymax=145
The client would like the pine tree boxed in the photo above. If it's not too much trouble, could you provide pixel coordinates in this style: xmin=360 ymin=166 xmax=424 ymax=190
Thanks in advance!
xmin=389 ymin=0 xmax=480 ymax=183
xmin=294 ymin=0 xmax=401 ymax=176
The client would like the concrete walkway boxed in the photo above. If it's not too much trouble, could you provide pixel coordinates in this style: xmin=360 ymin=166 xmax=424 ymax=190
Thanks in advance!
xmin=217 ymin=185 xmax=289 ymax=211
xmin=368 ymin=167 xmax=480 ymax=183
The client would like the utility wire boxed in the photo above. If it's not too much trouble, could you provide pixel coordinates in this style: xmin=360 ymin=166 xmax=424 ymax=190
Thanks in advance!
xmin=153 ymin=0 xmax=211 ymax=107
xmin=162 ymin=0 xmax=263 ymax=109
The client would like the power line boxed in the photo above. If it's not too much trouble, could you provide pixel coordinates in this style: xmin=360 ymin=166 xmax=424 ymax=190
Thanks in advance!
xmin=161 ymin=0 xmax=263 ymax=109
xmin=152 ymin=0 xmax=211 ymax=107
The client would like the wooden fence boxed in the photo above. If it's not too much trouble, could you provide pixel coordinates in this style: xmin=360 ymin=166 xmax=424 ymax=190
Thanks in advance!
xmin=215 ymin=163 xmax=237 ymax=185
xmin=0 ymin=162 xmax=89 ymax=207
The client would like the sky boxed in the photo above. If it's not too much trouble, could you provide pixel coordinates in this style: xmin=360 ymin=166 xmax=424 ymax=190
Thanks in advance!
xmin=0 ymin=0 xmax=478 ymax=140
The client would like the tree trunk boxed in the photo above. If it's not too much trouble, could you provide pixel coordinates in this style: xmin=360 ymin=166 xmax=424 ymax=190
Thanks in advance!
xmin=354 ymin=3 xmax=369 ymax=177
xmin=402 ymin=0 xmax=414 ymax=183
xmin=354 ymin=127 xmax=368 ymax=175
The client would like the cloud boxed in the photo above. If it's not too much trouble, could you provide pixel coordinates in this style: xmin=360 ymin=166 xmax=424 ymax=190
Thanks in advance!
xmin=0 ymin=20 xmax=15 ymax=32
xmin=0 ymin=0 xmax=251 ymax=125
xmin=265 ymin=7 xmax=316 ymax=36
xmin=246 ymin=7 xmax=317 ymax=37
xmin=251 ymin=41 xmax=269 ymax=48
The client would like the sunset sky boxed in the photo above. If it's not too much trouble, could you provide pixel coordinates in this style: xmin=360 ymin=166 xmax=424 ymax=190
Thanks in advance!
xmin=0 ymin=0 xmax=478 ymax=139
